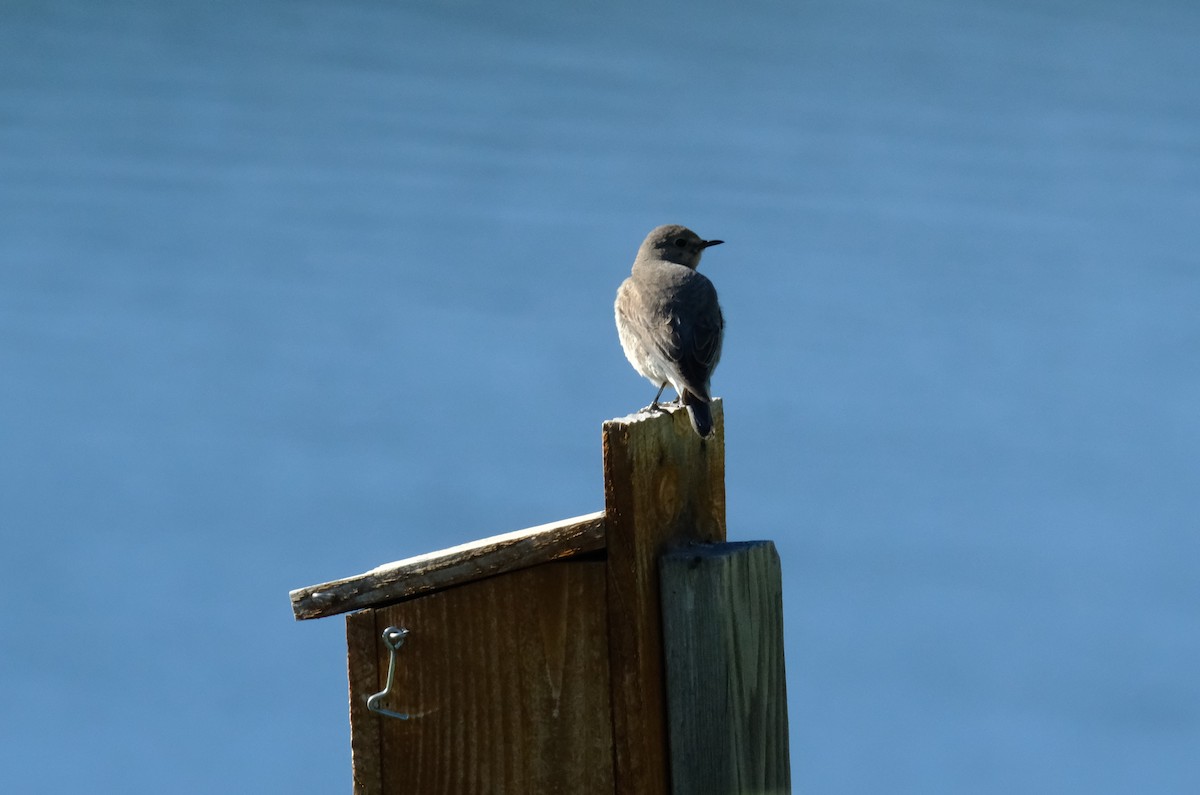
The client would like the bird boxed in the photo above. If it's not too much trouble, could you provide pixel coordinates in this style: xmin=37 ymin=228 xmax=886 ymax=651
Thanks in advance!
xmin=615 ymin=224 xmax=725 ymax=437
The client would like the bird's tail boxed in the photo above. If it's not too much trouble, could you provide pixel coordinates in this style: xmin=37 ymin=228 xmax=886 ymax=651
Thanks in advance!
xmin=682 ymin=391 xmax=714 ymax=438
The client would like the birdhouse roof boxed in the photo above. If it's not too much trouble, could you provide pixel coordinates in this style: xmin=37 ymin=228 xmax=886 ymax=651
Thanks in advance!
xmin=289 ymin=511 xmax=605 ymax=620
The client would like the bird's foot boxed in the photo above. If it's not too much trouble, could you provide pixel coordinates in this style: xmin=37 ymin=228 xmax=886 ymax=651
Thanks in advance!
xmin=641 ymin=382 xmax=673 ymax=415
xmin=642 ymin=395 xmax=684 ymax=414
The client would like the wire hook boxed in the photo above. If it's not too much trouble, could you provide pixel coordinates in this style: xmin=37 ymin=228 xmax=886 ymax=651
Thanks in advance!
xmin=366 ymin=626 xmax=414 ymax=720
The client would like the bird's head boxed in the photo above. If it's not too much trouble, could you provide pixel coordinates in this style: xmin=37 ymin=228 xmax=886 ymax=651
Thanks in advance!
xmin=638 ymin=224 xmax=723 ymax=269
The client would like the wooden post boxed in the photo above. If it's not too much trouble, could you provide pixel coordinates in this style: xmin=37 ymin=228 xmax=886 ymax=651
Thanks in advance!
xmin=602 ymin=400 xmax=727 ymax=795
xmin=660 ymin=541 xmax=792 ymax=795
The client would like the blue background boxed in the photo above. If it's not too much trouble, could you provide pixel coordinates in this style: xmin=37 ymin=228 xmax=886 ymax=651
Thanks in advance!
xmin=2 ymin=1 xmax=1198 ymax=792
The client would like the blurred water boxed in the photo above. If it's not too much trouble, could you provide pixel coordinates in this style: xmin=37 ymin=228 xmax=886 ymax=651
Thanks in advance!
xmin=2 ymin=1 xmax=1198 ymax=792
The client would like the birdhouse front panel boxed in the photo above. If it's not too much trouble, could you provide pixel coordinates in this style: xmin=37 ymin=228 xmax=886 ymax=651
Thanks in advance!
xmin=345 ymin=558 xmax=613 ymax=795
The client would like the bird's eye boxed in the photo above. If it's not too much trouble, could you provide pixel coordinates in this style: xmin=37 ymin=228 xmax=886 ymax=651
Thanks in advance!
xmin=673 ymin=238 xmax=687 ymax=247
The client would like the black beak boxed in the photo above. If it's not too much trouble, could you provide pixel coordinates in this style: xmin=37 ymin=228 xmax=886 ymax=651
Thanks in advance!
xmin=702 ymin=239 xmax=724 ymax=248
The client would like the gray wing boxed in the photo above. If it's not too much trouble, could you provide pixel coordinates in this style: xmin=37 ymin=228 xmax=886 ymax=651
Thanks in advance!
xmin=669 ymin=274 xmax=723 ymax=400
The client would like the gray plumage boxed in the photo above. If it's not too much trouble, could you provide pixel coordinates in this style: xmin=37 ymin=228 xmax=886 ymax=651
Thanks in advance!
xmin=615 ymin=224 xmax=725 ymax=437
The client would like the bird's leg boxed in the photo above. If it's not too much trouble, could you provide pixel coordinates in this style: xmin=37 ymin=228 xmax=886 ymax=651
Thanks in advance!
xmin=646 ymin=382 xmax=669 ymax=413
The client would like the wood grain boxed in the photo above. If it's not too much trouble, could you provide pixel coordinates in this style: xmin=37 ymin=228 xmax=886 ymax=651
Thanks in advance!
xmin=602 ymin=399 xmax=727 ymax=795
xmin=660 ymin=541 xmax=791 ymax=795
xmin=345 ymin=560 xmax=613 ymax=794
xmin=292 ymin=511 xmax=605 ymax=620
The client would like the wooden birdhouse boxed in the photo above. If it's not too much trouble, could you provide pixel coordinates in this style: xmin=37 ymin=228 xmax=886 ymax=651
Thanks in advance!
xmin=290 ymin=401 xmax=790 ymax=794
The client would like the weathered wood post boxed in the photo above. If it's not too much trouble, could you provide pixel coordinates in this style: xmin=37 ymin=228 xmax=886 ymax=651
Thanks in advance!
xmin=661 ymin=542 xmax=791 ymax=794
xmin=289 ymin=399 xmax=790 ymax=794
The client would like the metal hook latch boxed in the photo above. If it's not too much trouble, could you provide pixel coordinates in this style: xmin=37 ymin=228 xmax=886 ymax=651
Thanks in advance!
xmin=366 ymin=626 xmax=414 ymax=720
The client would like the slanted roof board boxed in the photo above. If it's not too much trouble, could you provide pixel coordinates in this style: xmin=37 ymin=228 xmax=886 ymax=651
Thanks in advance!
xmin=290 ymin=511 xmax=606 ymax=620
